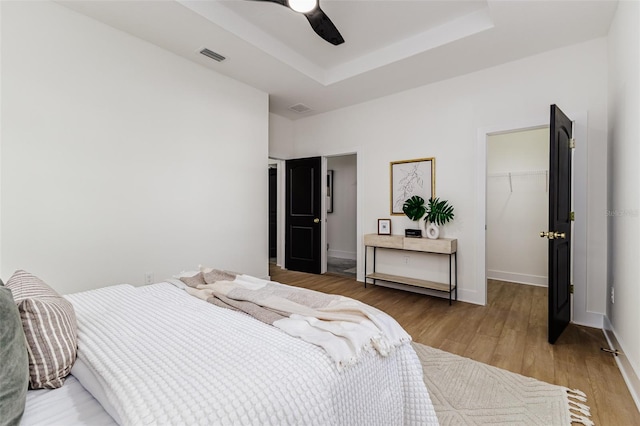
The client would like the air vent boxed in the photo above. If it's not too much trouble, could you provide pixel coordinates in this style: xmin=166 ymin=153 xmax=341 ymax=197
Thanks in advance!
xmin=288 ymin=103 xmax=313 ymax=113
xmin=200 ymin=48 xmax=226 ymax=62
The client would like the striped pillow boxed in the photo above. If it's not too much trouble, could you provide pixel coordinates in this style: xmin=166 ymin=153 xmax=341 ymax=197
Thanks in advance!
xmin=5 ymin=270 xmax=77 ymax=389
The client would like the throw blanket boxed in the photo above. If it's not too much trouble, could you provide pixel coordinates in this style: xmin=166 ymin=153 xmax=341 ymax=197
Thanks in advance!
xmin=181 ymin=271 xmax=411 ymax=368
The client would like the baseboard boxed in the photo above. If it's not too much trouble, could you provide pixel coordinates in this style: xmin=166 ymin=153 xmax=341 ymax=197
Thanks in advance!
xmin=571 ymin=313 xmax=603 ymax=329
xmin=487 ymin=270 xmax=547 ymax=287
xmin=571 ymin=304 xmax=603 ymax=329
xmin=327 ymin=249 xmax=357 ymax=260
xmin=603 ymin=315 xmax=640 ymax=413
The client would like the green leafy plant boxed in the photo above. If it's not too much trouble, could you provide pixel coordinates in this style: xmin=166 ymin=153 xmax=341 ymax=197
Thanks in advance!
xmin=424 ymin=197 xmax=455 ymax=226
xmin=402 ymin=196 xmax=427 ymax=221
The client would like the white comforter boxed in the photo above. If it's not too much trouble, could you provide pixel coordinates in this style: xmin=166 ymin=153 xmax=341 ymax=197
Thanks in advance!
xmin=66 ymin=283 xmax=438 ymax=425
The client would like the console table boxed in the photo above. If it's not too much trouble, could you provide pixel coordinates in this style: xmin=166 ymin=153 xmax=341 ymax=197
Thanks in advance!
xmin=363 ymin=234 xmax=457 ymax=304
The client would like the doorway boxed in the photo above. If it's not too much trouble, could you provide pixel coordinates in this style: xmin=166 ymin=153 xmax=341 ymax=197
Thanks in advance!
xmin=326 ymin=154 xmax=357 ymax=277
xmin=268 ymin=165 xmax=277 ymax=262
xmin=486 ymin=127 xmax=549 ymax=288
xmin=271 ymin=152 xmax=360 ymax=279
xmin=481 ymin=105 xmax=575 ymax=344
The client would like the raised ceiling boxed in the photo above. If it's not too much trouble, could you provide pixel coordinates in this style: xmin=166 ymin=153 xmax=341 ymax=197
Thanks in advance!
xmin=59 ymin=0 xmax=618 ymax=119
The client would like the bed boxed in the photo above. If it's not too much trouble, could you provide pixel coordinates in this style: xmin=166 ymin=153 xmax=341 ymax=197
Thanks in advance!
xmin=2 ymin=269 xmax=439 ymax=426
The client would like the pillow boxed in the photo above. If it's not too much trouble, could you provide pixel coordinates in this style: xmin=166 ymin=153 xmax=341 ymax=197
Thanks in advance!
xmin=164 ymin=278 xmax=187 ymax=290
xmin=0 ymin=286 xmax=29 ymax=426
xmin=179 ymin=272 xmax=206 ymax=288
xmin=172 ymin=270 xmax=201 ymax=279
xmin=71 ymin=358 xmax=123 ymax=425
xmin=202 ymin=269 xmax=237 ymax=284
xmin=198 ymin=265 xmax=241 ymax=276
xmin=198 ymin=265 xmax=214 ymax=274
xmin=5 ymin=270 xmax=77 ymax=389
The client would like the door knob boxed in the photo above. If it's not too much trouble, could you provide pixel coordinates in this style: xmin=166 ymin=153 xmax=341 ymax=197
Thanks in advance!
xmin=540 ymin=231 xmax=566 ymax=240
xmin=314 ymin=218 xmax=320 ymax=223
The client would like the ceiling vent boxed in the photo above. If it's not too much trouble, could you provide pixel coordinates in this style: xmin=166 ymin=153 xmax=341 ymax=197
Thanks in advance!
xmin=200 ymin=48 xmax=226 ymax=62
xmin=288 ymin=103 xmax=313 ymax=114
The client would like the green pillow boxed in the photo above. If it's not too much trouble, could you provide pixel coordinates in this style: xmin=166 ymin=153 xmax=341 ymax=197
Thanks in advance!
xmin=0 ymin=286 xmax=29 ymax=426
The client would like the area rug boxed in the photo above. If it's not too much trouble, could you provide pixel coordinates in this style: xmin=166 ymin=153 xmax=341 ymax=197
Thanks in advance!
xmin=412 ymin=342 xmax=594 ymax=425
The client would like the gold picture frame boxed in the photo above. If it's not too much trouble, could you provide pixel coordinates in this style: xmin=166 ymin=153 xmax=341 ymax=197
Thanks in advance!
xmin=390 ymin=157 xmax=436 ymax=215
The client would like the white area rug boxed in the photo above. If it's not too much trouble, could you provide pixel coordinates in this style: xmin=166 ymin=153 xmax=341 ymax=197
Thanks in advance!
xmin=413 ymin=343 xmax=594 ymax=425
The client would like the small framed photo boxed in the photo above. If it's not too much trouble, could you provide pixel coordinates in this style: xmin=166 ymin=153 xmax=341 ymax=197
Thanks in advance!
xmin=378 ymin=219 xmax=391 ymax=235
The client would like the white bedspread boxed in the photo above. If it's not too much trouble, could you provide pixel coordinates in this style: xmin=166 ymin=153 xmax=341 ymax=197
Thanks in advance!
xmin=65 ymin=283 xmax=438 ymax=426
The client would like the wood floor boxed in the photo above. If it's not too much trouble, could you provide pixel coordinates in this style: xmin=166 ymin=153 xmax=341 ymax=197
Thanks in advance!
xmin=269 ymin=265 xmax=640 ymax=425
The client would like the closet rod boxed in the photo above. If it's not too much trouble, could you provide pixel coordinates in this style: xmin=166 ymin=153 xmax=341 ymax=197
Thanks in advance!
xmin=487 ymin=169 xmax=549 ymax=193
xmin=487 ymin=170 xmax=548 ymax=178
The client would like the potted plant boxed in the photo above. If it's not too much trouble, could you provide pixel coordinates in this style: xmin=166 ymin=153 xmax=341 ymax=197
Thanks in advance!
xmin=423 ymin=197 xmax=454 ymax=239
xmin=402 ymin=195 xmax=427 ymax=237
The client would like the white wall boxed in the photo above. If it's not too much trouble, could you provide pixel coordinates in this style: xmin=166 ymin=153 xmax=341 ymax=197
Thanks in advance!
xmin=269 ymin=113 xmax=295 ymax=160
xmin=0 ymin=1 xmax=269 ymax=294
xmin=606 ymin=0 xmax=640 ymax=409
xmin=487 ymin=128 xmax=549 ymax=286
xmin=327 ymin=155 xmax=357 ymax=260
xmin=273 ymin=38 xmax=608 ymax=311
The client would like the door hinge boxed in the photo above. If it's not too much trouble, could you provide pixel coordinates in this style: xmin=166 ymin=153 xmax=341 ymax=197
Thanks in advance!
xmin=570 ymin=284 xmax=574 ymax=294
xmin=570 ymin=211 xmax=575 ymax=221
xmin=569 ymin=138 xmax=576 ymax=149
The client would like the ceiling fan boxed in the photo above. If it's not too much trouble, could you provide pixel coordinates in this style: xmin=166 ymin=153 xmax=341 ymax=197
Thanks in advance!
xmin=253 ymin=0 xmax=345 ymax=45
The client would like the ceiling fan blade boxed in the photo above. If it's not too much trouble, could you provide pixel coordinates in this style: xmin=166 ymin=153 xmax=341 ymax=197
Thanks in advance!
xmin=250 ymin=0 xmax=344 ymax=45
xmin=304 ymin=6 xmax=344 ymax=46
xmin=251 ymin=0 xmax=287 ymax=5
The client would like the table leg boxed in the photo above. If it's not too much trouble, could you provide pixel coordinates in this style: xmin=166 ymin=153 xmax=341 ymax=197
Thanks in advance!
xmin=449 ymin=254 xmax=452 ymax=305
xmin=364 ymin=246 xmax=368 ymax=288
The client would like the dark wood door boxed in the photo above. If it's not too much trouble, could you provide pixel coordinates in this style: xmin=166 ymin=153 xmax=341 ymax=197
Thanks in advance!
xmin=547 ymin=104 xmax=573 ymax=344
xmin=285 ymin=157 xmax=322 ymax=274
xmin=268 ymin=168 xmax=277 ymax=259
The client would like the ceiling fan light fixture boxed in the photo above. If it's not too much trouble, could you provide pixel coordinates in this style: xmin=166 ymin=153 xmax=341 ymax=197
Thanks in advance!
xmin=288 ymin=0 xmax=317 ymax=14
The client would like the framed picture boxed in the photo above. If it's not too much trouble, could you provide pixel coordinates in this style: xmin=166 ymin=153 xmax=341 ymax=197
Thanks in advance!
xmin=378 ymin=219 xmax=391 ymax=235
xmin=390 ymin=157 xmax=435 ymax=215
xmin=327 ymin=170 xmax=334 ymax=213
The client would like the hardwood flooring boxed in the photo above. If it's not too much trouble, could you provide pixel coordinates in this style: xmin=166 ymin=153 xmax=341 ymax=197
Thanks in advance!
xmin=269 ymin=265 xmax=640 ymax=425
